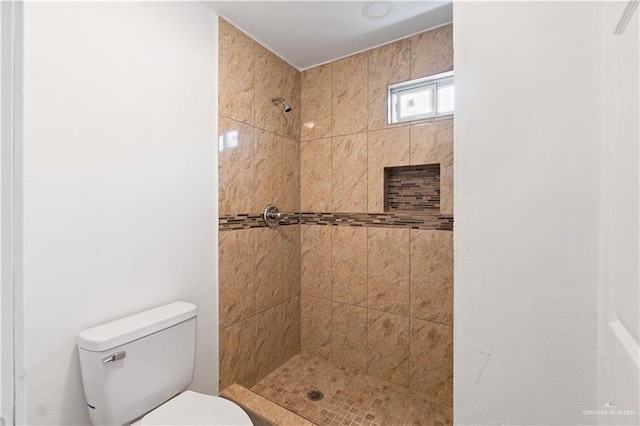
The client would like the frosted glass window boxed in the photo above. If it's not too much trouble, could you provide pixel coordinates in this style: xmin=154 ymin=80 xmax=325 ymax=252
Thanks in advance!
xmin=437 ymin=76 xmax=455 ymax=115
xmin=388 ymin=71 xmax=454 ymax=123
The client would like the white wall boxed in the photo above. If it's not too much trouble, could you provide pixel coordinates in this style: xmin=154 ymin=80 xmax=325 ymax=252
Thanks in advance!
xmin=598 ymin=2 xmax=639 ymax=424
xmin=0 ymin=0 xmax=4 ymax=418
xmin=0 ymin=1 xmax=4 ymax=421
xmin=1 ymin=1 xmax=22 ymax=424
xmin=23 ymin=2 xmax=218 ymax=424
xmin=454 ymin=2 xmax=603 ymax=424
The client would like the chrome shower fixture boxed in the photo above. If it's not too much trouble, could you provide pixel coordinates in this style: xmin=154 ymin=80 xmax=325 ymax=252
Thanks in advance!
xmin=271 ymin=97 xmax=292 ymax=113
xmin=263 ymin=204 xmax=282 ymax=227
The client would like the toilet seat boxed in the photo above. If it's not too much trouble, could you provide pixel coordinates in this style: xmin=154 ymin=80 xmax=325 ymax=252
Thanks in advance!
xmin=134 ymin=390 xmax=252 ymax=425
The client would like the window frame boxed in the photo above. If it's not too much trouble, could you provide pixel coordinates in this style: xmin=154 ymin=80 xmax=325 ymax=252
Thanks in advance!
xmin=387 ymin=70 xmax=454 ymax=124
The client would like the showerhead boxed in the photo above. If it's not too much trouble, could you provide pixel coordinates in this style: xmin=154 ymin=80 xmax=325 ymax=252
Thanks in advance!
xmin=271 ymin=97 xmax=292 ymax=113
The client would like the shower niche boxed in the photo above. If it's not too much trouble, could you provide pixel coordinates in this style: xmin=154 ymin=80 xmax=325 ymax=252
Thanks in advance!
xmin=384 ymin=163 xmax=441 ymax=212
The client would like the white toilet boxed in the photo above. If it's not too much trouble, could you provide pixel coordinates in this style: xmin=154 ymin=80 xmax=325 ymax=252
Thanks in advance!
xmin=77 ymin=301 xmax=252 ymax=425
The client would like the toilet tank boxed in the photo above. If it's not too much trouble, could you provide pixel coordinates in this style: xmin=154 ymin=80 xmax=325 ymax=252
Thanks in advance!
xmin=78 ymin=302 xmax=197 ymax=426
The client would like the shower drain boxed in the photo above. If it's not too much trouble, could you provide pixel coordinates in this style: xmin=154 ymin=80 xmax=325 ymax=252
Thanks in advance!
xmin=307 ymin=390 xmax=324 ymax=401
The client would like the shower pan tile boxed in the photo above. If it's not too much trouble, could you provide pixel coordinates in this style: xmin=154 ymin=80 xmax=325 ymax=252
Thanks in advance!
xmin=411 ymin=394 xmax=453 ymax=426
xmin=252 ymin=352 xmax=452 ymax=426
xmin=368 ymin=38 xmax=411 ymax=132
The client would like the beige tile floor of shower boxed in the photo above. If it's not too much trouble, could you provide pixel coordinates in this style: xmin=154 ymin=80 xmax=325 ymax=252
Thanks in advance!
xmin=251 ymin=352 xmax=452 ymax=426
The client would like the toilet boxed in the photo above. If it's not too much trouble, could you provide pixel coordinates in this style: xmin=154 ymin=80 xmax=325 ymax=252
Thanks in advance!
xmin=77 ymin=301 xmax=252 ymax=425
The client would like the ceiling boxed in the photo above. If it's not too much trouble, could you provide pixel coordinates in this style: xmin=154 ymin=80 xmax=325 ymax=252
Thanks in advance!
xmin=204 ymin=1 xmax=453 ymax=70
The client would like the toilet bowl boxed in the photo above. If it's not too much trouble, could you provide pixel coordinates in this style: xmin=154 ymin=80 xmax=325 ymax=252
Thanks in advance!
xmin=132 ymin=391 xmax=251 ymax=426
xmin=78 ymin=302 xmax=251 ymax=426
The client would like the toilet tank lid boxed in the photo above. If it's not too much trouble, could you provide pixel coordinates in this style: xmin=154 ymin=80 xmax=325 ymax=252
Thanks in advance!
xmin=78 ymin=301 xmax=197 ymax=352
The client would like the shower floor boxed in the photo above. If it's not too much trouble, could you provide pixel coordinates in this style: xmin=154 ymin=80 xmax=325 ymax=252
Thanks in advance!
xmin=251 ymin=352 xmax=452 ymax=426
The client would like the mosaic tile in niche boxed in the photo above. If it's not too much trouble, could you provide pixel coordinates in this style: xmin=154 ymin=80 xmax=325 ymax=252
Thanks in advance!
xmin=384 ymin=164 xmax=440 ymax=212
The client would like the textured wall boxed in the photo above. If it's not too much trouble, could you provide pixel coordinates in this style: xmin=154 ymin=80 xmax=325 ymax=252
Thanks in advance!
xmin=299 ymin=24 xmax=454 ymax=403
xmin=453 ymin=2 xmax=601 ymax=424
xmin=598 ymin=2 xmax=639 ymax=422
xmin=217 ymin=19 xmax=301 ymax=391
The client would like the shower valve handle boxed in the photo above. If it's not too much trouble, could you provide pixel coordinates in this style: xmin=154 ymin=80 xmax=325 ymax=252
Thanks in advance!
xmin=263 ymin=204 xmax=282 ymax=227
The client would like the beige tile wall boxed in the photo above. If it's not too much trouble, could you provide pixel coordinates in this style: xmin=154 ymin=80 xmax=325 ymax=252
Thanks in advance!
xmin=218 ymin=18 xmax=301 ymax=391
xmin=299 ymin=23 xmax=454 ymax=403
xmin=300 ymin=227 xmax=453 ymax=401
xmin=218 ymin=18 xmax=454 ymax=404
xmin=300 ymin=24 xmax=454 ymax=216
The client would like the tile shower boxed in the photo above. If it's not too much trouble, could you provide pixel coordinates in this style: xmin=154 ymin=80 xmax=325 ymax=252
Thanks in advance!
xmin=218 ymin=18 xmax=302 ymax=391
xmin=218 ymin=17 xmax=453 ymax=424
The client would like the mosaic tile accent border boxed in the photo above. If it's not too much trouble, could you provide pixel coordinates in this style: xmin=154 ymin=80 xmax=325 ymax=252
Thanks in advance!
xmin=219 ymin=213 xmax=300 ymax=231
xmin=219 ymin=212 xmax=453 ymax=231
xmin=300 ymin=212 xmax=453 ymax=231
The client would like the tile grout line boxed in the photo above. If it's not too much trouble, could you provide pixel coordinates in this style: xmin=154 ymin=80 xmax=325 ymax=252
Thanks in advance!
xmin=296 ymin=65 xmax=302 ymax=354
xmin=329 ymin=60 xmax=334 ymax=365
xmin=251 ymin=38 xmax=258 ymax=230
xmin=293 ymin=293 xmax=452 ymax=327
xmin=251 ymin=228 xmax=258 ymax=386
xmin=279 ymin=53 xmax=286 ymax=366
xmin=408 ymin=228 xmax=412 ymax=389
xmin=366 ymin=227 xmax=371 ymax=379
xmin=224 ymin=115 xmax=450 ymax=142
xmin=365 ymin=49 xmax=371 ymax=380
xmin=280 ymin=59 xmax=284 ymax=140
xmin=251 ymin=37 xmax=258 ymax=386
xmin=407 ymin=50 xmax=413 ymax=388
xmin=224 ymin=230 xmax=448 ymax=337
